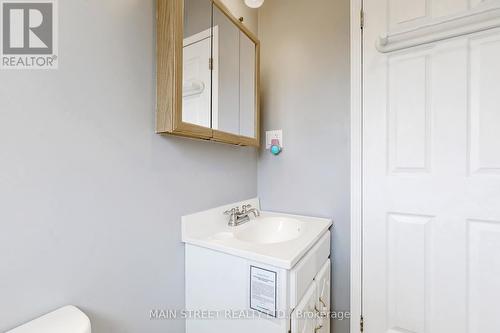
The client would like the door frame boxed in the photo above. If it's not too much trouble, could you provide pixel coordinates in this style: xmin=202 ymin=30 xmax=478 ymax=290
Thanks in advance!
xmin=350 ymin=0 xmax=363 ymax=332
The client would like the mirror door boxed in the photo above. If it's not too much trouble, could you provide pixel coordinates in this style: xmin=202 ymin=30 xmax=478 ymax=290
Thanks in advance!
xmin=183 ymin=0 xmax=213 ymax=129
xmin=211 ymin=2 xmax=259 ymax=144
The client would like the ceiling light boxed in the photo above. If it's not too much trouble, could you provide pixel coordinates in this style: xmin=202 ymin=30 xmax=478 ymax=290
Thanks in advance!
xmin=244 ymin=0 xmax=264 ymax=9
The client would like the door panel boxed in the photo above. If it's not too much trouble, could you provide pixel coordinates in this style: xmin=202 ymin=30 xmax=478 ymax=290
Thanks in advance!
xmin=469 ymin=34 xmax=500 ymax=174
xmin=363 ymin=1 xmax=500 ymax=332
xmin=386 ymin=214 xmax=432 ymax=333
xmin=388 ymin=0 xmax=474 ymax=31
xmin=315 ymin=260 xmax=330 ymax=333
xmin=291 ymin=283 xmax=318 ymax=333
xmin=468 ymin=219 xmax=500 ymax=332
xmin=387 ymin=51 xmax=430 ymax=173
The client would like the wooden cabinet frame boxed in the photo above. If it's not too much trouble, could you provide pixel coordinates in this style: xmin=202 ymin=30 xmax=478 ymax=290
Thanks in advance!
xmin=156 ymin=0 xmax=261 ymax=147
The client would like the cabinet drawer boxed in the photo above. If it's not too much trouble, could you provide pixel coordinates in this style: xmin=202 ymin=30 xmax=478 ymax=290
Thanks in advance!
xmin=289 ymin=231 xmax=330 ymax=309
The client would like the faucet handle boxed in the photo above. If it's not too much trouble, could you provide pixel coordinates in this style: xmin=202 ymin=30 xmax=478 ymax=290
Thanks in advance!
xmin=224 ymin=207 xmax=239 ymax=216
xmin=241 ymin=204 xmax=252 ymax=213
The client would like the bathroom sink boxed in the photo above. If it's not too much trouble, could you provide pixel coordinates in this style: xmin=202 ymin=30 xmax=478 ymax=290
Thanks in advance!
xmin=182 ymin=199 xmax=332 ymax=269
xmin=234 ymin=217 xmax=304 ymax=244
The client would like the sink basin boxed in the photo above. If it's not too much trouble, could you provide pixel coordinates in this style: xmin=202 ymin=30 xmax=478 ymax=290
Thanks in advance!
xmin=182 ymin=200 xmax=332 ymax=268
xmin=234 ymin=217 xmax=304 ymax=244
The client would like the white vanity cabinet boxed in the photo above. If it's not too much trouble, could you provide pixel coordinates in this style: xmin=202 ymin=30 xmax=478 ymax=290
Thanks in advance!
xmin=292 ymin=283 xmax=318 ymax=333
xmin=290 ymin=232 xmax=331 ymax=333
xmin=292 ymin=260 xmax=331 ymax=333
xmin=316 ymin=260 xmax=331 ymax=333
xmin=182 ymin=199 xmax=332 ymax=333
xmin=185 ymin=231 xmax=331 ymax=333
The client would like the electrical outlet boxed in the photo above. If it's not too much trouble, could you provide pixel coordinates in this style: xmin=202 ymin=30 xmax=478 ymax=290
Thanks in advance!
xmin=265 ymin=130 xmax=283 ymax=149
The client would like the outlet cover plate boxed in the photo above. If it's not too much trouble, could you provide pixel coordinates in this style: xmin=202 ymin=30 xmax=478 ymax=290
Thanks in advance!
xmin=266 ymin=130 xmax=283 ymax=149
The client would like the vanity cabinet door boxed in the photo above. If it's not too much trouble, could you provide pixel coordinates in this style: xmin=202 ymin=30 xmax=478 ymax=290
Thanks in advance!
xmin=291 ymin=283 xmax=318 ymax=333
xmin=315 ymin=260 xmax=331 ymax=333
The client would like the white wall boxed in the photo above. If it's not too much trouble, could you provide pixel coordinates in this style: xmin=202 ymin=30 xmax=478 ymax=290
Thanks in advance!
xmin=0 ymin=1 xmax=257 ymax=332
xmin=257 ymin=0 xmax=351 ymax=332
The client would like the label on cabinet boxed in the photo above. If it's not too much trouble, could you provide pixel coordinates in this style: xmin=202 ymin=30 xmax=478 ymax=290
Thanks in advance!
xmin=250 ymin=266 xmax=277 ymax=317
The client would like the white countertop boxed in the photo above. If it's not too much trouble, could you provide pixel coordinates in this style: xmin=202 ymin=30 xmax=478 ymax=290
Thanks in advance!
xmin=181 ymin=198 xmax=332 ymax=269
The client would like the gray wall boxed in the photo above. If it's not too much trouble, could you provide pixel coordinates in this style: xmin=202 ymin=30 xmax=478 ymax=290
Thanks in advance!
xmin=257 ymin=1 xmax=351 ymax=332
xmin=184 ymin=0 xmax=211 ymax=38
xmin=184 ymin=0 xmax=258 ymax=38
xmin=0 ymin=1 xmax=257 ymax=332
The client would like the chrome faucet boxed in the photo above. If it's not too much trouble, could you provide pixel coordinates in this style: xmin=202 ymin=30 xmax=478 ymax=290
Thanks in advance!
xmin=224 ymin=204 xmax=260 ymax=227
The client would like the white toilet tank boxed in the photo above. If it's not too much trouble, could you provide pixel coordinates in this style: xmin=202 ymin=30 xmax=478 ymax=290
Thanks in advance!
xmin=6 ymin=306 xmax=91 ymax=333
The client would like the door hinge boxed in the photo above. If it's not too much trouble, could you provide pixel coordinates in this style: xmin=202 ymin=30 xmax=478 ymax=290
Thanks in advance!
xmin=360 ymin=315 xmax=364 ymax=332
xmin=209 ymin=57 xmax=213 ymax=70
xmin=360 ymin=10 xmax=365 ymax=29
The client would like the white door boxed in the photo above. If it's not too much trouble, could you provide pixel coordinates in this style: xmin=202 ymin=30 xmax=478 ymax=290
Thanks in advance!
xmin=183 ymin=30 xmax=212 ymax=127
xmin=315 ymin=260 xmax=330 ymax=333
xmin=363 ymin=1 xmax=500 ymax=333
xmin=291 ymin=283 xmax=318 ymax=333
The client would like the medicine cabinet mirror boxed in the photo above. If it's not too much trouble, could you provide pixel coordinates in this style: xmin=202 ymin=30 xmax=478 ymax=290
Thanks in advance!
xmin=157 ymin=0 xmax=260 ymax=147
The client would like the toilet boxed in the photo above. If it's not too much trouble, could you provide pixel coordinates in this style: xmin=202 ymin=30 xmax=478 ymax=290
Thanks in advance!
xmin=6 ymin=306 xmax=91 ymax=333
